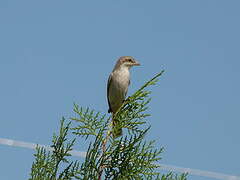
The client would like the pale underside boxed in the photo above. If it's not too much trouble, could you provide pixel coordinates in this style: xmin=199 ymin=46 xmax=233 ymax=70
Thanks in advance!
xmin=107 ymin=67 xmax=130 ymax=114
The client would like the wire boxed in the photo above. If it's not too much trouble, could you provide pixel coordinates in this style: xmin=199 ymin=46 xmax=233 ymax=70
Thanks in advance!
xmin=0 ymin=137 xmax=86 ymax=158
xmin=158 ymin=164 xmax=240 ymax=180
xmin=0 ymin=137 xmax=239 ymax=180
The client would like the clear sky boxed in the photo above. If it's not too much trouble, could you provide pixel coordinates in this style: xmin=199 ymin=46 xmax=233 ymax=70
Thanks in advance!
xmin=0 ymin=1 xmax=239 ymax=179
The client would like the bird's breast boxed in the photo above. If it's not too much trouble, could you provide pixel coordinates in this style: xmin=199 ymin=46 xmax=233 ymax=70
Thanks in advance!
xmin=112 ymin=69 xmax=130 ymax=93
xmin=108 ymin=69 xmax=130 ymax=112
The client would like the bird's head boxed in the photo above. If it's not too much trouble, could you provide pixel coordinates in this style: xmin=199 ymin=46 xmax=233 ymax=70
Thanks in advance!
xmin=115 ymin=56 xmax=140 ymax=70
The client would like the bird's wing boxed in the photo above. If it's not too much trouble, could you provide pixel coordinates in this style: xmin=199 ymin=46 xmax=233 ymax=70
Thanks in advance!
xmin=107 ymin=73 xmax=113 ymax=113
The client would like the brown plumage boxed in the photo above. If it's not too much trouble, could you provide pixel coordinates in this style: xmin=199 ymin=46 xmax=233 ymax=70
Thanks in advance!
xmin=107 ymin=56 xmax=140 ymax=137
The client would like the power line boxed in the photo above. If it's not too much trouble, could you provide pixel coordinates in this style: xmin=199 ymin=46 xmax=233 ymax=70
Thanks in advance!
xmin=0 ymin=137 xmax=86 ymax=157
xmin=0 ymin=137 xmax=239 ymax=180
xmin=158 ymin=164 xmax=240 ymax=180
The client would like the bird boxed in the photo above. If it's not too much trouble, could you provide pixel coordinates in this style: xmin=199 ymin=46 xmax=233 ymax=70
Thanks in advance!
xmin=107 ymin=56 xmax=140 ymax=137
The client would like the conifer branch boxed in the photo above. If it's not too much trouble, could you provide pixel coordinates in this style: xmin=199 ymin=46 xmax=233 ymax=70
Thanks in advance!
xmin=29 ymin=71 xmax=187 ymax=180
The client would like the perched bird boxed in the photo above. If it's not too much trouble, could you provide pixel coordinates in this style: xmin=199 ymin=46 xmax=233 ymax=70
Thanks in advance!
xmin=107 ymin=56 xmax=140 ymax=137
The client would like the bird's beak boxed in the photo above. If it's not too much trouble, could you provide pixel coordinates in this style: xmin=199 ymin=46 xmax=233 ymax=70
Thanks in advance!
xmin=133 ymin=60 xmax=140 ymax=66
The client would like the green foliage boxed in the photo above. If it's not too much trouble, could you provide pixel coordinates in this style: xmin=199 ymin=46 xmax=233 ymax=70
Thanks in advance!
xmin=104 ymin=130 xmax=163 ymax=179
xmin=30 ymin=118 xmax=80 ymax=180
xmin=160 ymin=172 xmax=188 ymax=180
xmin=71 ymin=105 xmax=107 ymax=139
xmin=113 ymin=71 xmax=165 ymax=135
xmin=29 ymin=71 xmax=187 ymax=180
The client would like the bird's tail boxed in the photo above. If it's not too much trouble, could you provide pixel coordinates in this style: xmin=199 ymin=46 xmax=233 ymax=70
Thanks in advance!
xmin=112 ymin=118 xmax=122 ymax=138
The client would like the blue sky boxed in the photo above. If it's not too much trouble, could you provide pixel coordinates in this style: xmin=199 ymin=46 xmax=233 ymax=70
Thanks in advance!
xmin=0 ymin=1 xmax=239 ymax=179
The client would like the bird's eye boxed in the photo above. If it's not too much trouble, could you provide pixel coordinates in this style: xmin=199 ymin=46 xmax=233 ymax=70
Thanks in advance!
xmin=128 ymin=59 xmax=132 ymax=62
